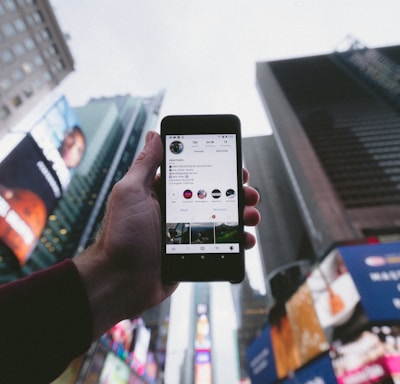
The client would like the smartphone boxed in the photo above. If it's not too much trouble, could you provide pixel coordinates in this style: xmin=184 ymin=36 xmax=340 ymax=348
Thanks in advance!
xmin=160 ymin=114 xmax=245 ymax=283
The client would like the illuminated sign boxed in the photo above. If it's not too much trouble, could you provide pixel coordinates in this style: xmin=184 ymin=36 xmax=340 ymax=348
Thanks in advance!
xmin=338 ymin=242 xmax=400 ymax=322
xmin=247 ymin=325 xmax=278 ymax=384
xmin=194 ymin=304 xmax=212 ymax=384
xmin=0 ymin=97 xmax=85 ymax=264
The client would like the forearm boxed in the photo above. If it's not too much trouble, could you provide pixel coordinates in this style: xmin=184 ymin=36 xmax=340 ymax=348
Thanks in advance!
xmin=0 ymin=259 xmax=92 ymax=383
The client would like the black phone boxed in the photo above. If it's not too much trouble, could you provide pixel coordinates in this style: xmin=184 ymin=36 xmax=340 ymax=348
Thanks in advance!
xmin=160 ymin=114 xmax=245 ymax=283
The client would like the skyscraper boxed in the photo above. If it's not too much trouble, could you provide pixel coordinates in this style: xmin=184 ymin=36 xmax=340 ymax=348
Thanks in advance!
xmin=244 ymin=41 xmax=400 ymax=384
xmin=256 ymin=41 xmax=400 ymax=261
xmin=0 ymin=91 xmax=164 ymax=282
xmin=0 ymin=0 xmax=74 ymax=135
xmin=0 ymin=90 xmax=169 ymax=383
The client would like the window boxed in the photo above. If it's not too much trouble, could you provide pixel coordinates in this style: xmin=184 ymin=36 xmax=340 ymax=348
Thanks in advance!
xmin=33 ymin=76 xmax=43 ymax=90
xmin=1 ymin=49 xmax=14 ymax=64
xmin=48 ymin=44 xmax=58 ymax=56
xmin=25 ymin=14 xmax=34 ymax=26
xmin=35 ymin=31 xmax=43 ymax=43
xmin=24 ymin=36 xmax=35 ymax=50
xmin=11 ymin=68 xmax=24 ymax=81
xmin=33 ymin=54 xmax=44 ymax=66
xmin=56 ymin=60 xmax=65 ymax=71
xmin=2 ymin=23 xmax=15 ymax=37
xmin=13 ymin=42 xmax=26 ymax=57
xmin=22 ymin=61 xmax=33 ymax=74
xmin=0 ymin=105 xmax=11 ymax=120
xmin=23 ymin=85 xmax=33 ymax=98
xmin=33 ymin=10 xmax=44 ymax=24
xmin=11 ymin=95 xmax=23 ymax=107
xmin=14 ymin=18 xmax=26 ymax=32
xmin=41 ymin=28 xmax=51 ymax=40
xmin=3 ymin=0 xmax=17 ymax=12
xmin=43 ymin=71 xmax=52 ymax=82
xmin=0 ymin=77 xmax=12 ymax=91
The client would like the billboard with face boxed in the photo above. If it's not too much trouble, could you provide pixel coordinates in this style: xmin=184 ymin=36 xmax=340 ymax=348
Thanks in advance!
xmin=0 ymin=97 xmax=85 ymax=265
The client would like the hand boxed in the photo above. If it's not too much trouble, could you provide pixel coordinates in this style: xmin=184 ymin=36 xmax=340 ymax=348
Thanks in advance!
xmin=74 ymin=131 xmax=260 ymax=339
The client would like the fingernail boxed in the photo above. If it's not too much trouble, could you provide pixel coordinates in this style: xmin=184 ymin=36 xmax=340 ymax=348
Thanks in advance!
xmin=146 ymin=131 xmax=154 ymax=144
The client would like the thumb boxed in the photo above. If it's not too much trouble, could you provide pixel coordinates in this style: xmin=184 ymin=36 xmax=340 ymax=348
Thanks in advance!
xmin=127 ymin=131 xmax=163 ymax=188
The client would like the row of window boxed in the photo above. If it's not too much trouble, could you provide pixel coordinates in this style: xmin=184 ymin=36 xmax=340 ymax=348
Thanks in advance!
xmin=0 ymin=56 xmax=64 ymax=93
xmin=0 ymin=60 xmax=64 ymax=94
xmin=1 ymin=42 xmax=60 ymax=74
xmin=0 ymin=0 xmax=38 ymax=17
xmin=0 ymin=70 xmax=53 ymax=120
xmin=0 ymin=11 xmax=44 ymax=41
xmin=1 ymin=31 xmax=55 ymax=65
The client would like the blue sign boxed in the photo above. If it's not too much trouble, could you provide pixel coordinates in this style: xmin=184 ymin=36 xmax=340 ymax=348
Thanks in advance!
xmin=338 ymin=242 xmax=400 ymax=322
xmin=247 ymin=325 xmax=277 ymax=384
xmin=281 ymin=353 xmax=337 ymax=384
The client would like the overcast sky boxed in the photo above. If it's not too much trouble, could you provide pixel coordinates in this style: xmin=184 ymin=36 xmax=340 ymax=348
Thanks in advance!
xmin=47 ymin=2 xmax=400 ymax=380
xmin=50 ymin=0 xmax=400 ymax=138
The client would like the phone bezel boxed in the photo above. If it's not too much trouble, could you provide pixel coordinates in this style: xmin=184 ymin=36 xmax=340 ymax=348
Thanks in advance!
xmin=160 ymin=114 xmax=245 ymax=283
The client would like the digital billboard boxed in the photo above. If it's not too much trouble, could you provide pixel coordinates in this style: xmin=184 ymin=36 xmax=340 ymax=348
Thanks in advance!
xmin=306 ymin=249 xmax=362 ymax=342
xmin=194 ymin=303 xmax=212 ymax=384
xmin=0 ymin=96 xmax=85 ymax=264
xmin=330 ymin=325 xmax=400 ymax=384
xmin=246 ymin=325 xmax=278 ymax=384
xmin=338 ymin=242 xmax=400 ymax=322
xmin=102 ymin=318 xmax=154 ymax=381
xmin=246 ymin=243 xmax=400 ymax=383
xmin=281 ymin=353 xmax=337 ymax=384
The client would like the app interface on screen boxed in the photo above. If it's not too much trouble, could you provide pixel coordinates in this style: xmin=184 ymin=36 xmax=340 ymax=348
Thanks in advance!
xmin=165 ymin=133 xmax=240 ymax=254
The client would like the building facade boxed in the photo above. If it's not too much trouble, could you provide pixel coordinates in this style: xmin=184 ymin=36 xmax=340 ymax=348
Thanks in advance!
xmin=243 ymin=42 xmax=400 ymax=384
xmin=0 ymin=0 xmax=73 ymax=135
xmin=256 ymin=42 xmax=400 ymax=261
xmin=0 ymin=91 xmax=164 ymax=283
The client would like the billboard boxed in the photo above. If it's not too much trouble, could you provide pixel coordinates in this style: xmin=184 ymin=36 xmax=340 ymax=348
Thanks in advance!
xmin=281 ymin=354 xmax=337 ymax=384
xmin=338 ymin=242 xmax=400 ymax=322
xmin=246 ymin=325 xmax=278 ymax=384
xmin=194 ymin=303 xmax=212 ymax=384
xmin=102 ymin=318 xmax=154 ymax=381
xmin=246 ymin=242 xmax=400 ymax=383
xmin=0 ymin=96 xmax=85 ymax=264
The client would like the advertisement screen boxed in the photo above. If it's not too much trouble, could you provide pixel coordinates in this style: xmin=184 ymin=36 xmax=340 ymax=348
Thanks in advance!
xmin=307 ymin=249 xmax=361 ymax=342
xmin=338 ymin=242 xmax=400 ymax=322
xmin=330 ymin=326 xmax=400 ymax=384
xmin=0 ymin=97 xmax=85 ymax=264
xmin=103 ymin=318 xmax=154 ymax=380
xmin=285 ymin=282 xmax=329 ymax=365
xmin=281 ymin=353 xmax=337 ymax=384
xmin=247 ymin=325 xmax=278 ymax=384
xmin=99 ymin=352 xmax=130 ymax=384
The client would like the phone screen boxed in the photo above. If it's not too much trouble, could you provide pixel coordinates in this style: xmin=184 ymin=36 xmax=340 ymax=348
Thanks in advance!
xmin=161 ymin=115 xmax=244 ymax=283
xmin=165 ymin=133 xmax=240 ymax=254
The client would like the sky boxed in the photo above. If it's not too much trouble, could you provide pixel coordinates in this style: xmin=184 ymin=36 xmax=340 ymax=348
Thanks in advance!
xmin=48 ymin=0 xmax=400 ymax=298
xmin=50 ymin=0 xmax=400 ymax=139
xmin=48 ymin=2 xmax=400 ymax=381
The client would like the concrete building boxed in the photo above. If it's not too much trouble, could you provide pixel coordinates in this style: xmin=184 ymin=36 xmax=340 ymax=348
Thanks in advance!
xmin=0 ymin=0 xmax=73 ymax=135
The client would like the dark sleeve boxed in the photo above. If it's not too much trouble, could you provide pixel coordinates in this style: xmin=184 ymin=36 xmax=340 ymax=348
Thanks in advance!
xmin=0 ymin=259 xmax=93 ymax=383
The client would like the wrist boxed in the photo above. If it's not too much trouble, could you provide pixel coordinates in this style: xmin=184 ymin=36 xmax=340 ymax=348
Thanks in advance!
xmin=73 ymin=244 xmax=126 ymax=340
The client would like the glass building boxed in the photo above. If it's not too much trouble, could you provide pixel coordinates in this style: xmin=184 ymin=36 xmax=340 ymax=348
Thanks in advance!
xmin=0 ymin=91 xmax=165 ymax=283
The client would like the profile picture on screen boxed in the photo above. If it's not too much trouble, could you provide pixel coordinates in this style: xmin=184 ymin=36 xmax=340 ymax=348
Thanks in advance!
xmin=170 ymin=140 xmax=184 ymax=155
